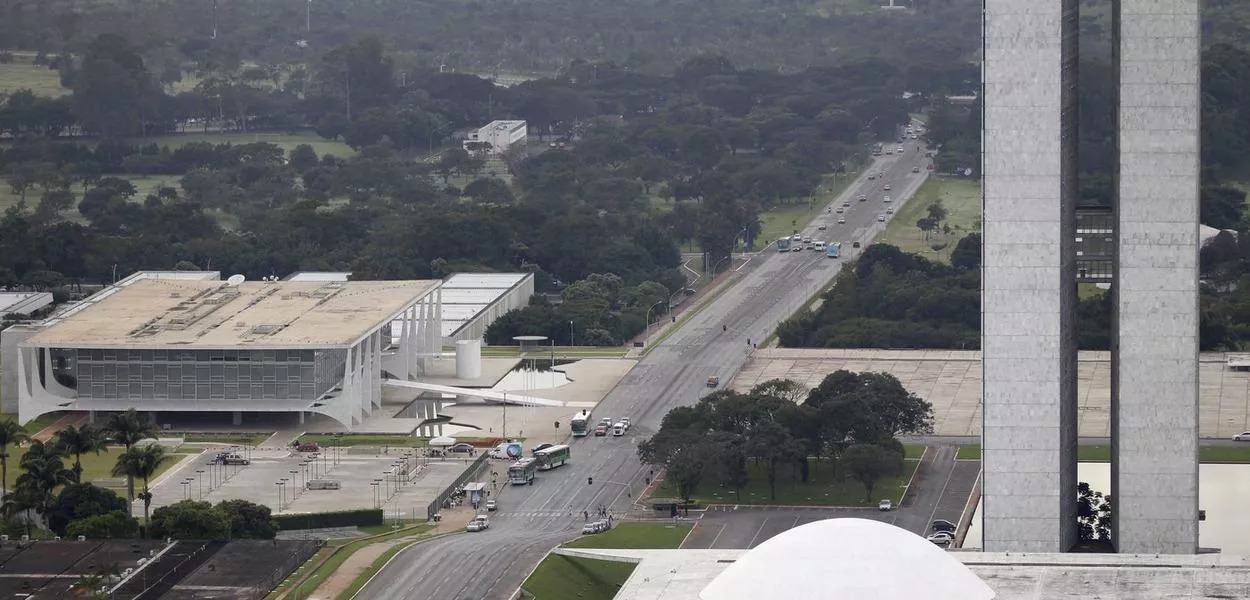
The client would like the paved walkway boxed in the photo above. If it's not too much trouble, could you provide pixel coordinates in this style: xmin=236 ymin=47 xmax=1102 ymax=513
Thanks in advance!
xmin=734 ymin=349 xmax=1250 ymax=438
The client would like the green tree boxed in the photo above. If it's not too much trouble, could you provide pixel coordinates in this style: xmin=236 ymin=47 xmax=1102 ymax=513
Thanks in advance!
xmin=67 ymin=510 xmax=140 ymax=540
xmin=54 ymin=424 xmax=106 ymax=483
xmin=103 ymin=409 xmax=155 ymax=515
xmin=48 ymin=483 xmax=128 ymax=536
xmin=0 ymin=421 xmax=28 ymax=500
xmin=111 ymin=445 xmax=165 ymax=536
xmin=149 ymin=501 xmax=231 ymax=540
xmin=70 ymin=34 xmax=162 ymax=137
xmin=1076 ymin=482 xmax=1113 ymax=549
xmin=950 ymin=233 xmax=981 ymax=270
xmin=217 ymin=499 xmax=277 ymax=539
xmin=842 ymin=443 xmax=903 ymax=502
xmin=15 ymin=440 xmax=75 ymax=522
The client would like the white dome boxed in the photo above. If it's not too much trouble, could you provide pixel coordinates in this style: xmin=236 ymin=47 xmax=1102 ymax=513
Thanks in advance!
xmin=699 ymin=518 xmax=994 ymax=600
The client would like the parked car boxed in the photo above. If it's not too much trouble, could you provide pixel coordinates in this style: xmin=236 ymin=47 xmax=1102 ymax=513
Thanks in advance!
xmin=932 ymin=520 xmax=957 ymax=533
xmin=707 ymin=375 xmax=720 ymax=387
xmin=927 ymin=531 xmax=953 ymax=546
xmin=1234 ymin=432 xmax=1250 ymax=441
xmin=295 ymin=441 xmax=320 ymax=452
xmin=215 ymin=452 xmax=250 ymax=466
xmin=878 ymin=499 xmax=893 ymax=511
xmin=486 ymin=499 xmax=497 ymax=511
xmin=466 ymin=515 xmax=490 ymax=532
xmin=448 ymin=443 xmax=476 ymax=454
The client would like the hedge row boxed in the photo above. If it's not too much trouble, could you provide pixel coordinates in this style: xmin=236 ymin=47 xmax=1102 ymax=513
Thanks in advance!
xmin=274 ymin=508 xmax=384 ymax=530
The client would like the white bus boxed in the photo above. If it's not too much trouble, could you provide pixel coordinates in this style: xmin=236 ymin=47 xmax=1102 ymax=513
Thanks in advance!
xmin=534 ymin=445 xmax=571 ymax=470
xmin=570 ymin=411 xmax=592 ymax=437
xmin=508 ymin=458 xmax=539 ymax=485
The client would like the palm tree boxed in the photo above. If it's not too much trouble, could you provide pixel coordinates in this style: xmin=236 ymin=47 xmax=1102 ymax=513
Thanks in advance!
xmin=103 ymin=410 xmax=155 ymax=515
xmin=15 ymin=441 xmax=75 ymax=522
xmin=112 ymin=445 xmax=164 ymax=536
xmin=0 ymin=421 xmax=28 ymax=500
xmin=54 ymin=424 xmax=106 ymax=483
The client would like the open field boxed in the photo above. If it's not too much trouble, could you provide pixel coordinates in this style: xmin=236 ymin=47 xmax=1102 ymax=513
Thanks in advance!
xmin=0 ymin=61 xmax=68 ymax=97
xmin=655 ymin=455 xmax=920 ymax=506
xmin=129 ymin=131 xmax=356 ymax=158
xmin=877 ymin=176 xmax=980 ymax=263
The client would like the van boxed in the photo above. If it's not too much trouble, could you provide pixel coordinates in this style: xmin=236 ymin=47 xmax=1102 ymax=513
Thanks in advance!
xmin=306 ymin=479 xmax=342 ymax=490
xmin=814 ymin=241 xmax=826 ymax=251
xmin=612 ymin=423 xmax=625 ymax=436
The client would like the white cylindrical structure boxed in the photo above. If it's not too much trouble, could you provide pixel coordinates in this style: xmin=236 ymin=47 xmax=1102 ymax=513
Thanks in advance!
xmin=456 ymin=340 xmax=482 ymax=379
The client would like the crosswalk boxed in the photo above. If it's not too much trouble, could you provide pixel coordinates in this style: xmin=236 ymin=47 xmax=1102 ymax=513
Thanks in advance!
xmin=498 ymin=510 xmax=569 ymax=518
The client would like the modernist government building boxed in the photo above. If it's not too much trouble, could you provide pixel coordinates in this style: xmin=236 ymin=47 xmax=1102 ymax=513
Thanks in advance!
xmin=982 ymin=0 xmax=1200 ymax=554
xmin=0 ymin=270 xmax=534 ymax=429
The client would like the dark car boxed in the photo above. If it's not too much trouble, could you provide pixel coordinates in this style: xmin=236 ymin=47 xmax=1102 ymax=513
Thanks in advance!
xmin=852 ymin=241 xmax=861 ymax=248
xmin=532 ymin=443 xmax=554 ymax=455
xmin=448 ymin=443 xmax=476 ymax=454
xmin=931 ymin=519 xmax=957 ymax=533
xmin=594 ymin=424 xmax=609 ymax=436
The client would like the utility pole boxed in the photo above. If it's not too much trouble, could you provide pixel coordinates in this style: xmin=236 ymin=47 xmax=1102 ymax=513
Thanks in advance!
xmin=211 ymin=0 xmax=218 ymax=39
xmin=306 ymin=0 xmax=312 ymax=33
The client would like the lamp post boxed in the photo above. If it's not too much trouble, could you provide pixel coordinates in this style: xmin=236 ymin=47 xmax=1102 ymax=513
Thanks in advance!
xmin=644 ymin=300 xmax=665 ymax=347
xmin=181 ymin=480 xmax=190 ymax=501
xmin=709 ymin=254 xmax=731 ymax=278
xmin=196 ymin=470 xmax=205 ymax=500
xmin=568 ymin=321 xmax=574 ymax=348
xmin=275 ymin=482 xmax=283 ymax=511
xmin=371 ymin=481 xmax=381 ymax=508
xmin=290 ymin=470 xmax=300 ymax=499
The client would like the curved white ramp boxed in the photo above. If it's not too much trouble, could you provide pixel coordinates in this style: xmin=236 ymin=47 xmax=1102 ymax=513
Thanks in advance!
xmin=382 ymin=379 xmax=595 ymax=408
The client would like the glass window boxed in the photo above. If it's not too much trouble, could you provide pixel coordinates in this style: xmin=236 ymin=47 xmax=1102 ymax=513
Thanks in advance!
xmin=154 ymin=381 xmax=167 ymax=397
xmin=153 ymin=350 xmax=167 ymax=361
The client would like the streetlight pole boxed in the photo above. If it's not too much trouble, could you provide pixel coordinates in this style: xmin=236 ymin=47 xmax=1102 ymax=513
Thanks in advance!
xmin=502 ymin=391 xmax=507 ymax=441
xmin=568 ymin=321 xmax=574 ymax=348
xmin=196 ymin=470 xmax=205 ymax=500
xmin=305 ymin=0 xmax=312 ymax=33
xmin=644 ymin=300 xmax=664 ymax=346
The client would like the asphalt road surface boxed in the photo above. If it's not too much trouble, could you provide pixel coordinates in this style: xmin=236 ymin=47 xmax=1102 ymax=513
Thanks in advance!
xmin=356 ymin=142 xmax=934 ymax=600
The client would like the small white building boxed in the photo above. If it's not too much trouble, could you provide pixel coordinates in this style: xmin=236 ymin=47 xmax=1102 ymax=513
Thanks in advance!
xmin=463 ymin=120 xmax=527 ymax=155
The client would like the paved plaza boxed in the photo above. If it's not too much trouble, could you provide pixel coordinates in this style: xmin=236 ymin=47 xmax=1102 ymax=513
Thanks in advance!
xmin=145 ymin=446 xmax=473 ymax=520
xmin=734 ymin=349 xmax=1250 ymax=438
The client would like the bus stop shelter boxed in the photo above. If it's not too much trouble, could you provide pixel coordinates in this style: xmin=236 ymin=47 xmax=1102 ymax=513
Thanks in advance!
xmin=464 ymin=482 xmax=487 ymax=506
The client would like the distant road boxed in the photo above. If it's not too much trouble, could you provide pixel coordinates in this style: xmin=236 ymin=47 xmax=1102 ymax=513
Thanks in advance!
xmin=356 ymin=143 xmax=933 ymax=600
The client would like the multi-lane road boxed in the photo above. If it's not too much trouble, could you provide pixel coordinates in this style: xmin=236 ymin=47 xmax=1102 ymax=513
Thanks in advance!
xmin=356 ymin=142 xmax=934 ymax=600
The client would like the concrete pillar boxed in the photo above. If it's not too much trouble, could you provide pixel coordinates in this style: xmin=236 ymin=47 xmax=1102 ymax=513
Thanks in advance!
xmin=1111 ymin=0 xmax=1200 ymax=555
xmin=981 ymin=0 xmax=1080 ymax=553
xmin=232 ymin=411 xmax=242 ymax=426
xmin=299 ymin=411 xmax=305 ymax=424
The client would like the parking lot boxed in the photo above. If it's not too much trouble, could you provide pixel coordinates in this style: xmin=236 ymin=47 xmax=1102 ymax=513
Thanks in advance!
xmin=147 ymin=446 xmax=477 ymax=519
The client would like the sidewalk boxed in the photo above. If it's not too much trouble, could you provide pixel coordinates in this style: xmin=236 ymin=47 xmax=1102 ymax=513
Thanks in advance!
xmin=623 ymin=263 xmax=749 ymax=358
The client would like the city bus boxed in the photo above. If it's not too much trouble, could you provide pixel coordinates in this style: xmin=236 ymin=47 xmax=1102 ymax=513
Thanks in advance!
xmin=508 ymin=458 xmax=539 ymax=485
xmin=777 ymin=238 xmax=792 ymax=252
xmin=570 ymin=410 xmax=592 ymax=437
xmin=534 ymin=444 xmax=571 ymax=470
xmin=826 ymin=242 xmax=841 ymax=258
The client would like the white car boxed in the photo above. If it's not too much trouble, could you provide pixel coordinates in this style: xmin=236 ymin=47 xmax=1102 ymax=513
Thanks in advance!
xmin=1234 ymin=432 xmax=1250 ymax=441
xmin=877 ymin=215 xmax=886 ymax=222
xmin=883 ymin=196 xmax=891 ymax=203
xmin=818 ymin=224 xmax=827 ymax=230
xmin=897 ymin=146 xmax=904 ymax=153
xmin=620 ymin=417 xmax=631 ymax=430
xmin=844 ymin=201 xmax=852 ymax=207
xmin=486 ymin=499 xmax=497 ymax=511
xmin=927 ymin=531 xmax=953 ymax=546
xmin=837 ymin=218 xmax=846 ymax=224
xmin=878 ymin=499 xmax=893 ymax=511
xmin=883 ymin=184 xmax=891 ymax=191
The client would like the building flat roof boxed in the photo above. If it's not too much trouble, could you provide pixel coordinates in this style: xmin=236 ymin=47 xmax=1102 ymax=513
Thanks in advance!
xmin=26 ymin=278 xmax=439 ymax=349
xmin=577 ymin=547 xmax=1250 ymax=600
xmin=0 ymin=292 xmax=53 ymax=316
xmin=390 ymin=272 xmax=531 ymax=339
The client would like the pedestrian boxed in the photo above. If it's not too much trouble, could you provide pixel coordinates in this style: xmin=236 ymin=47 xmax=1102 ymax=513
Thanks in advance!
xmin=584 ymin=510 xmax=589 ymax=521
xmin=746 ymin=338 xmax=751 ymax=346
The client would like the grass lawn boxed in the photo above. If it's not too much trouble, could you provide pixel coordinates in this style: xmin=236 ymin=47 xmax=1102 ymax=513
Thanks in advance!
xmin=877 ymin=176 xmax=980 ymax=263
xmin=128 ymin=131 xmax=356 ymax=158
xmin=0 ymin=412 xmax=66 ymax=435
xmin=564 ymin=522 xmax=692 ymax=550
xmin=1078 ymin=283 xmax=1109 ymax=301
xmin=179 ymin=433 xmax=272 ymax=446
xmin=0 ymin=62 xmax=68 ymax=97
xmin=0 ymin=446 xmax=184 ymax=492
xmin=754 ymin=173 xmax=854 ymax=251
xmin=655 ymin=455 xmax=919 ymax=507
xmin=521 ymin=555 xmax=636 ymax=600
